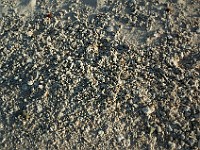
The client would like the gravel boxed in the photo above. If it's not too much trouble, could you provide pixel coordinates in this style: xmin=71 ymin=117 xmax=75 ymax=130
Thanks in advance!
xmin=0 ymin=0 xmax=199 ymax=149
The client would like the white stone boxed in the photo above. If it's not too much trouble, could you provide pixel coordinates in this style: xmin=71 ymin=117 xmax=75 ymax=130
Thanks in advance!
xmin=0 ymin=123 xmax=3 ymax=129
xmin=26 ymin=30 xmax=33 ymax=37
xmin=27 ymin=80 xmax=34 ymax=85
xmin=38 ymin=84 xmax=43 ymax=89
xmin=58 ymin=112 xmax=64 ymax=118
xmin=98 ymin=130 xmax=104 ymax=137
xmin=14 ymin=76 xmax=19 ymax=80
xmin=196 ymin=28 xmax=200 ymax=34
xmin=47 ymin=36 xmax=52 ymax=46
xmin=37 ymin=104 xmax=43 ymax=113
xmin=117 ymin=134 xmax=125 ymax=142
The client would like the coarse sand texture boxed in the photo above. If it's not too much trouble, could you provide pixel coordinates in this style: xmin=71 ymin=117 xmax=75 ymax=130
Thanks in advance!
xmin=0 ymin=0 xmax=199 ymax=149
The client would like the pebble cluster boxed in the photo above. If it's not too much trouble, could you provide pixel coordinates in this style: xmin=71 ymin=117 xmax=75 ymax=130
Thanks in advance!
xmin=0 ymin=0 xmax=199 ymax=149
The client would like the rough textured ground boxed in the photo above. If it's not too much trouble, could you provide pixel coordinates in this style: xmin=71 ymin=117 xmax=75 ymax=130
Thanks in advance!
xmin=0 ymin=0 xmax=199 ymax=149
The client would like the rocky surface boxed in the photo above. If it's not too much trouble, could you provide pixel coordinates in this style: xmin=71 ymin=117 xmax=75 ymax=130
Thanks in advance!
xmin=0 ymin=0 xmax=199 ymax=149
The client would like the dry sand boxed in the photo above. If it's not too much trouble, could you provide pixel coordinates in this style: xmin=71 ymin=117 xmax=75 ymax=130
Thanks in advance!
xmin=0 ymin=0 xmax=199 ymax=149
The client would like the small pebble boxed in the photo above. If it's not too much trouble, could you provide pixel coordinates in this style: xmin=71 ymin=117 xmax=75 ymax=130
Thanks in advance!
xmin=37 ymin=104 xmax=43 ymax=113
xmin=26 ymin=30 xmax=33 ymax=37
xmin=38 ymin=84 xmax=43 ymax=89
xmin=106 ymin=26 xmax=114 ymax=32
xmin=117 ymin=134 xmax=125 ymax=142
xmin=27 ymin=80 xmax=34 ymax=86
xmin=157 ymin=125 xmax=162 ymax=133
xmin=26 ymin=58 xmax=33 ymax=63
xmin=98 ymin=130 xmax=104 ymax=137
xmin=142 ymin=106 xmax=155 ymax=116
xmin=196 ymin=28 xmax=200 ymax=33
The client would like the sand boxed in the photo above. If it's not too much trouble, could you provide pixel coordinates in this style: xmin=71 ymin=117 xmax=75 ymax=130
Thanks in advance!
xmin=0 ymin=0 xmax=199 ymax=149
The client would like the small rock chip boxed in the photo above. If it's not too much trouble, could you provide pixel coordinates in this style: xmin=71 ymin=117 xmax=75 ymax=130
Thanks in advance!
xmin=26 ymin=57 xmax=33 ymax=63
xmin=196 ymin=28 xmax=200 ymax=34
xmin=157 ymin=125 xmax=162 ymax=132
xmin=117 ymin=134 xmax=125 ymax=142
xmin=58 ymin=112 xmax=64 ymax=118
xmin=106 ymin=26 xmax=114 ymax=32
xmin=98 ymin=130 xmax=104 ymax=137
xmin=37 ymin=104 xmax=43 ymax=113
xmin=142 ymin=106 xmax=155 ymax=116
xmin=38 ymin=84 xmax=43 ymax=89
xmin=26 ymin=30 xmax=33 ymax=37
xmin=27 ymin=80 xmax=34 ymax=86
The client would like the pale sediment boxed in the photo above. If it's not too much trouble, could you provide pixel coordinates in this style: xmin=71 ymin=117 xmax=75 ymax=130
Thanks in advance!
xmin=0 ymin=0 xmax=199 ymax=149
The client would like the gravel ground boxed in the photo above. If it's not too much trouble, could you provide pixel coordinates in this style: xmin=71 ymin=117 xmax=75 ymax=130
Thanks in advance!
xmin=0 ymin=0 xmax=200 ymax=149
